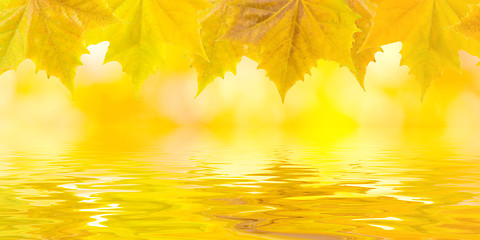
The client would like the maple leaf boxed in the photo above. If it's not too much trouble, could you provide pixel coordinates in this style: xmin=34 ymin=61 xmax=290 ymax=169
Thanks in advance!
xmin=192 ymin=0 xmax=246 ymax=96
xmin=346 ymin=0 xmax=381 ymax=89
xmin=457 ymin=3 xmax=480 ymax=40
xmin=0 ymin=0 xmax=115 ymax=92
xmin=454 ymin=3 xmax=480 ymax=62
xmin=223 ymin=0 xmax=359 ymax=100
xmin=361 ymin=0 xmax=480 ymax=96
xmin=86 ymin=0 xmax=211 ymax=92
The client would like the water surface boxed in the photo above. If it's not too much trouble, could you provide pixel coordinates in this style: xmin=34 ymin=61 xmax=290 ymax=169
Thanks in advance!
xmin=1 ymin=128 xmax=480 ymax=239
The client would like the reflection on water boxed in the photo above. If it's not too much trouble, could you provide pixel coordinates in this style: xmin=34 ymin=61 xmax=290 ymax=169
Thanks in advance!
xmin=1 ymin=128 xmax=480 ymax=239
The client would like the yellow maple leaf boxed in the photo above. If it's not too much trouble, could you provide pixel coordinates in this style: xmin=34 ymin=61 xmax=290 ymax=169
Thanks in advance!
xmin=347 ymin=0 xmax=381 ymax=89
xmin=362 ymin=0 xmax=480 ymax=96
xmin=192 ymin=0 xmax=246 ymax=96
xmin=455 ymin=3 xmax=480 ymax=62
xmin=223 ymin=0 xmax=359 ymax=100
xmin=457 ymin=3 xmax=480 ymax=40
xmin=86 ymin=0 xmax=210 ymax=92
xmin=0 ymin=0 xmax=115 ymax=92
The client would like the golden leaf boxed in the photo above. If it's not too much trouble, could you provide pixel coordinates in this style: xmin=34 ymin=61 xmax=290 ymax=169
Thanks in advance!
xmin=347 ymin=0 xmax=380 ymax=89
xmin=362 ymin=0 xmax=480 ymax=96
xmin=0 ymin=0 xmax=115 ymax=92
xmin=192 ymin=0 xmax=245 ymax=96
xmin=224 ymin=0 xmax=359 ymax=100
xmin=86 ymin=0 xmax=211 ymax=92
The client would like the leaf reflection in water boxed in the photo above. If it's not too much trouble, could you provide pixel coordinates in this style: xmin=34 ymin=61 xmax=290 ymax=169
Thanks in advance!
xmin=0 ymin=128 xmax=480 ymax=239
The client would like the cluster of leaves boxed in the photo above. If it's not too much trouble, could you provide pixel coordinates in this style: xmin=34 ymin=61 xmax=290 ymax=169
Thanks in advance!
xmin=2 ymin=0 xmax=480 ymax=100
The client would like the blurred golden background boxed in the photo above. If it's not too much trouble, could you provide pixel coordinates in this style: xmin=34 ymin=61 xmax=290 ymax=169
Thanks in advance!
xmin=1 ymin=42 xmax=480 ymax=144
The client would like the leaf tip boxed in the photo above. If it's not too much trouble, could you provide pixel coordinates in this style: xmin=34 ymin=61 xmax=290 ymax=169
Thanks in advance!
xmin=133 ymin=84 xmax=142 ymax=100
xmin=350 ymin=70 xmax=366 ymax=91
xmin=420 ymin=83 xmax=431 ymax=102
xmin=277 ymin=87 xmax=288 ymax=104
xmin=195 ymin=77 xmax=210 ymax=98
xmin=358 ymin=79 xmax=366 ymax=92
xmin=62 ymin=80 xmax=75 ymax=100
xmin=130 ymin=76 xmax=145 ymax=100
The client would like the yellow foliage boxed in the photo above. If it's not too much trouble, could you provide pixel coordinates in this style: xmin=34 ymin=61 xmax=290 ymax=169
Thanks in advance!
xmin=458 ymin=3 xmax=480 ymax=41
xmin=86 ymin=0 xmax=210 ymax=91
xmin=192 ymin=0 xmax=245 ymax=95
xmin=2 ymin=0 xmax=480 ymax=99
xmin=0 ymin=0 xmax=115 ymax=92
xmin=224 ymin=0 xmax=359 ymax=99
xmin=347 ymin=0 xmax=380 ymax=88
xmin=362 ymin=0 xmax=480 ymax=95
